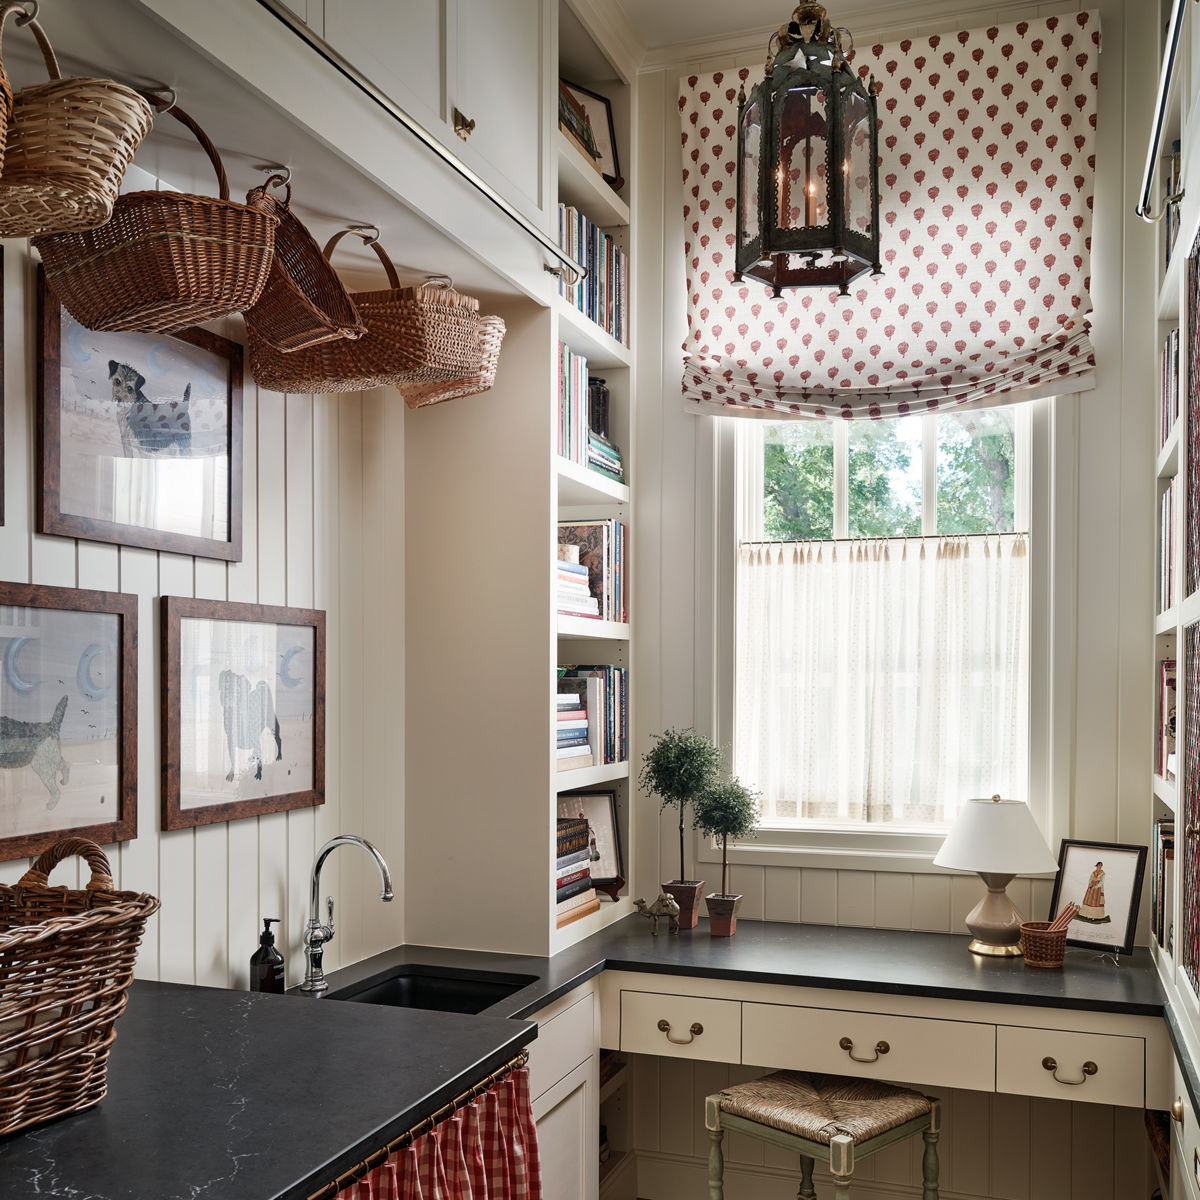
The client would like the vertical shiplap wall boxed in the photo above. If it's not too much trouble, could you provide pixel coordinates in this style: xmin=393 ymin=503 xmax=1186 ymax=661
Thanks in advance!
xmin=0 ymin=238 xmax=405 ymax=988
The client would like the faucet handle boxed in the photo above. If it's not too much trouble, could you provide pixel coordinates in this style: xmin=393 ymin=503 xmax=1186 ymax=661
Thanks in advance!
xmin=326 ymin=895 xmax=334 ymax=933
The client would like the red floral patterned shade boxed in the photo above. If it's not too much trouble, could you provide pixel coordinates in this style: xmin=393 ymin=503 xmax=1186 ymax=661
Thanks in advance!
xmin=678 ymin=11 xmax=1100 ymax=420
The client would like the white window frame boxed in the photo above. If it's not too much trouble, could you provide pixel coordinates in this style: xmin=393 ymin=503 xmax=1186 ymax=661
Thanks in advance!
xmin=699 ymin=395 xmax=1075 ymax=874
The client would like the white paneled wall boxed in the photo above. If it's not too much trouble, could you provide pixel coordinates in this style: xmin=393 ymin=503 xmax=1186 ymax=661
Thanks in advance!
xmin=0 ymin=239 xmax=405 ymax=989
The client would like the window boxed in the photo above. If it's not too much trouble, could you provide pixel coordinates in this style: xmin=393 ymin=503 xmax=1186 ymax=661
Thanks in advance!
xmin=725 ymin=406 xmax=1033 ymax=850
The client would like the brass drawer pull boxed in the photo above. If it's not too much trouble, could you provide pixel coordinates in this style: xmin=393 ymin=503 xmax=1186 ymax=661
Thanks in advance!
xmin=657 ymin=1018 xmax=702 ymax=1045
xmin=1187 ymin=824 xmax=1200 ymax=840
xmin=1041 ymin=1056 xmax=1097 ymax=1085
xmin=840 ymin=1036 xmax=889 ymax=1063
xmin=452 ymin=107 xmax=476 ymax=140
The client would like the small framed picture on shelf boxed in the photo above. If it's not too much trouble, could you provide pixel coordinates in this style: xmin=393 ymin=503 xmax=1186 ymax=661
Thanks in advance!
xmin=38 ymin=270 xmax=243 ymax=561
xmin=1047 ymin=838 xmax=1148 ymax=956
xmin=0 ymin=581 xmax=137 ymax=861
xmin=162 ymin=597 xmax=325 ymax=830
xmin=558 ymin=789 xmax=624 ymax=899
xmin=558 ymin=78 xmax=623 ymax=190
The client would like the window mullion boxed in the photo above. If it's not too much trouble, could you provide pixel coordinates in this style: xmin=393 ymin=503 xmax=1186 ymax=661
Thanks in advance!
xmin=834 ymin=421 xmax=849 ymax=538
xmin=922 ymin=413 xmax=937 ymax=536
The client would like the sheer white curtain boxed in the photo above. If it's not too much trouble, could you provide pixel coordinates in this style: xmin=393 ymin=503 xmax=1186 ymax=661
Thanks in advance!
xmin=735 ymin=535 xmax=1028 ymax=828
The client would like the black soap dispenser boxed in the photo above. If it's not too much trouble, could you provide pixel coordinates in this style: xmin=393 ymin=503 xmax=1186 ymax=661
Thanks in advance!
xmin=250 ymin=918 xmax=285 ymax=993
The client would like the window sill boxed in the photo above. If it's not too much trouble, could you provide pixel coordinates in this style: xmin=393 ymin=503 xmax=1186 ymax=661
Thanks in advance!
xmin=696 ymin=835 xmax=953 ymax=874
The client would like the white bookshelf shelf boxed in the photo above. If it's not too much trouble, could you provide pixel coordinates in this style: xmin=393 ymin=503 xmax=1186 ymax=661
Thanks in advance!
xmin=1158 ymin=428 xmax=1180 ymax=480
xmin=1156 ymin=607 xmax=1180 ymax=636
xmin=1159 ymin=242 xmax=1183 ymax=319
xmin=556 ymin=129 xmax=630 ymax=228
xmin=556 ymin=295 xmax=632 ymax=369
xmin=598 ymin=1061 xmax=630 ymax=1105
xmin=556 ymin=456 xmax=629 ymax=505
xmin=557 ymin=615 xmax=630 ymax=640
xmin=555 ymin=759 xmax=629 ymax=793
xmin=1154 ymin=773 xmax=1178 ymax=813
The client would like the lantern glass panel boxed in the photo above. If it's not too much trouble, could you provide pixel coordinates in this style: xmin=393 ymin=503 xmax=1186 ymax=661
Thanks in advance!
xmin=741 ymin=98 xmax=762 ymax=244
xmin=778 ymin=84 xmax=829 ymax=229
xmin=843 ymin=89 xmax=873 ymax=237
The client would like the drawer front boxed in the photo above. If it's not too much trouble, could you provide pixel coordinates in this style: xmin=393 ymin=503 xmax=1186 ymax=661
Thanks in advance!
xmin=995 ymin=1026 xmax=1144 ymax=1107
xmin=1175 ymin=1059 xmax=1200 ymax=1197
xmin=528 ymin=992 xmax=594 ymax=1102
xmin=620 ymin=990 xmax=740 ymax=1063
xmin=742 ymin=1001 xmax=995 ymax=1093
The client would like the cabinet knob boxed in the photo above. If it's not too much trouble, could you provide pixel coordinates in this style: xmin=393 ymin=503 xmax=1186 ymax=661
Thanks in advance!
xmin=1174 ymin=1096 xmax=1186 ymax=1123
xmin=1041 ymin=1056 xmax=1097 ymax=1085
xmin=1187 ymin=824 xmax=1200 ymax=840
xmin=453 ymin=107 xmax=476 ymax=140
xmin=657 ymin=1018 xmax=702 ymax=1045
xmin=839 ymin=1036 xmax=890 ymax=1063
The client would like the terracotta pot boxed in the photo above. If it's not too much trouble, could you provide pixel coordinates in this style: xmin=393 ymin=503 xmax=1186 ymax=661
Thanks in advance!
xmin=661 ymin=880 xmax=704 ymax=930
xmin=705 ymin=893 xmax=743 ymax=937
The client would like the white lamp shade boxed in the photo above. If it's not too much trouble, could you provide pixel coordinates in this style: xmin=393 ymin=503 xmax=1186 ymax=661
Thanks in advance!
xmin=932 ymin=797 xmax=1059 ymax=875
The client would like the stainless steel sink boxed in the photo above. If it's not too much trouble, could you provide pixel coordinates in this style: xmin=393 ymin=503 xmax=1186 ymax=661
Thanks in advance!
xmin=324 ymin=964 xmax=538 ymax=1014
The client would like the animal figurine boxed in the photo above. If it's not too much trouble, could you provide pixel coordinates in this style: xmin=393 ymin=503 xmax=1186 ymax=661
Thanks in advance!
xmin=634 ymin=892 xmax=681 ymax=936
xmin=218 ymin=670 xmax=282 ymax=782
xmin=108 ymin=360 xmax=192 ymax=457
xmin=0 ymin=695 xmax=70 ymax=809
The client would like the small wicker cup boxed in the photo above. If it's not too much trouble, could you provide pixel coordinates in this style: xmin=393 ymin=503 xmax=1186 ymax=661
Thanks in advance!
xmin=1020 ymin=921 xmax=1067 ymax=968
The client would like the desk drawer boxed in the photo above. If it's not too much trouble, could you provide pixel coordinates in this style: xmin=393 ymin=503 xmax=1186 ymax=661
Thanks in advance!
xmin=528 ymin=992 xmax=593 ymax=1102
xmin=742 ymin=1002 xmax=995 ymax=1093
xmin=995 ymin=1026 xmax=1144 ymax=1108
xmin=620 ymin=990 xmax=740 ymax=1063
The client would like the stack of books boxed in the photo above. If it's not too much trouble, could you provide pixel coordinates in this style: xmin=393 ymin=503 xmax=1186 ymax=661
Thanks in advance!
xmin=557 ymin=519 xmax=627 ymax=624
xmin=556 ymin=691 xmax=594 ymax=772
xmin=588 ymin=431 xmax=624 ymax=483
xmin=559 ymin=664 xmax=628 ymax=765
xmin=558 ymin=341 xmax=590 ymax=466
xmin=1159 ymin=659 xmax=1177 ymax=781
xmin=556 ymin=816 xmax=600 ymax=927
xmin=557 ymin=204 xmax=628 ymax=345
xmin=556 ymin=545 xmax=599 ymax=618
xmin=1162 ymin=329 xmax=1180 ymax=448
xmin=1153 ymin=816 xmax=1175 ymax=952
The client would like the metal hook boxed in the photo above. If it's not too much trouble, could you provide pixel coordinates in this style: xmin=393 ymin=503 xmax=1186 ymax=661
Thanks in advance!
xmin=347 ymin=222 xmax=380 ymax=246
xmin=147 ymin=86 xmax=177 ymax=114
xmin=423 ymin=273 xmax=454 ymax=290
xmin=256 ymin=163 xmax=292 ymax=187
xmin=14 ymin=0 xmax=38 ymax=26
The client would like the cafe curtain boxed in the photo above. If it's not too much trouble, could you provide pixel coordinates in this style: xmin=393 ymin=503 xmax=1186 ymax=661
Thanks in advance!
xmin=678 ymin=11 xmax=1100 ymax=419
xmin=335 ymin=1066 xmax=542 ymax=1200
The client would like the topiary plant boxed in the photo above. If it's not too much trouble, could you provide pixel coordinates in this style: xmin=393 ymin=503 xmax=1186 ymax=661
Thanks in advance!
xmin=638 ymin=728 xmax=723 ymax=883
xmin=691 ymin=778 xmax=760 ymax=898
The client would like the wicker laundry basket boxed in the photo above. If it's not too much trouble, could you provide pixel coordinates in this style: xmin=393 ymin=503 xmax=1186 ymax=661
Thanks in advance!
xmin=0 ymin=837 xmax=159 ymax=1135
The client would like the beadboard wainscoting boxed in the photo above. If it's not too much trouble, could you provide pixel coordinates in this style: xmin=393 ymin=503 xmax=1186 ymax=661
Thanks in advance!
xmin=0 ymin=232 xmax=406 ymax=990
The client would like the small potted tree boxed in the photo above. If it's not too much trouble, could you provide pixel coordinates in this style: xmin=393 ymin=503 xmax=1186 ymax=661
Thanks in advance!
xmin=691 ymin=778 xmax=759 ymax=937
xmin=638 ymin=728 xmax=722 ymax=930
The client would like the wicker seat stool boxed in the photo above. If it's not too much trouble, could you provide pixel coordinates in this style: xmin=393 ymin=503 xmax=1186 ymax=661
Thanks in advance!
xmin=705 ymin=1070 xmax=941 ymax=1199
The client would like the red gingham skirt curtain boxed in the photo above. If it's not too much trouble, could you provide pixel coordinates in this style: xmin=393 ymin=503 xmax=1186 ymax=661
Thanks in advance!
xmin=335 ymin=1066 xmax=542 ymax=1200
xmin=678 ymin=11 xmax=1100 ymax=420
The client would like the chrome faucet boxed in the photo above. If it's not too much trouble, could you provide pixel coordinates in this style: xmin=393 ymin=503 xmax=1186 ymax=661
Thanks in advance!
xmin=301 ymin=835 xmax=394 ymax=993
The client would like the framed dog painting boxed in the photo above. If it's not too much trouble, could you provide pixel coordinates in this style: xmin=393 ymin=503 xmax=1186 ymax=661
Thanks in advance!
xmin=161 ymin=596 xmax=325 ymax=830
xmin=37 ymin=270 xmax=243 ymax=560
xmin=0 ymin=582 xmax=137 ymax=861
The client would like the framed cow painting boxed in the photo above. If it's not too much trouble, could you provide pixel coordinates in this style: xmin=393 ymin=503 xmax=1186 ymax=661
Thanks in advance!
xmin=161 ymin=597 xmax=325 ymax=830
xmin=38 ymin=269 xmax=243 ymax=561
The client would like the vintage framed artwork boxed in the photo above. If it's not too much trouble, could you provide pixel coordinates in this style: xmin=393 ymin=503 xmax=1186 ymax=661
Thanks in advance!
xmin=557 ymin=789 xmax=624 ymax=899
xmin=162 ymin=597 xmax=325 ymax=830
xmin=558 ymin=79 xmax=623 ymax=189
xmin=0 ymin=581 xmax=136 ymax=861
xmin=38 ymin=270 xmax=243 ymax=561
xmin=1047 ymin=838 xmax=1148 ymax=956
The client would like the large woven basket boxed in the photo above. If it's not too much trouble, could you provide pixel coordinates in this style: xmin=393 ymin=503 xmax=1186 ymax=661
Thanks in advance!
xmin=33 ymin=103 xmax=278 ymax=335
xmin=0 ymin=3 xmax=153 ymax=237
xmin=400 ymin=314 xmax=506 ymax=409
xmin=244 ymin=174 xmax=366 ymax=352
xmin=248 ymin=230 xmax=481 ymax=394
xmin=0 ymin=837 xmax=159 ymax=1136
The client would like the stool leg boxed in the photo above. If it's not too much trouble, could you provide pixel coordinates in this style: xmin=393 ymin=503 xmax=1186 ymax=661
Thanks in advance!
xmin=922 ymin=1126 xmax=940 ymax=1199
xmin=798 ymin=1154 xmax=816 ymax=1199
xmin=707 ymin=1128 xmax=725 ymax=1200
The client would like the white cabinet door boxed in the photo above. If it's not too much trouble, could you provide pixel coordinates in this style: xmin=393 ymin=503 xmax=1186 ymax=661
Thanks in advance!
xmin=532 ymin=1057 xmax=598 ymax=1200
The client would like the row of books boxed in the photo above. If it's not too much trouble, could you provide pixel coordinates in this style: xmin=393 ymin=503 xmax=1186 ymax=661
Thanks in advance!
xmin=1161 ymin=328 xmax=1180 ymax=448
xmin=556 ymin=547 xmax=599 ymax=618
xmin=556 ymin=816 xmax=600 ymax=928
xmin=557 ymin=519 xmax=627 ymax=624
xmin=555 ymin=689 xmax=594 ymax=772
xmin=1159 ymin=658 xmax=1177 ymax=782
xmin=1166 ymin=138 xmax=1182 ymax=268
xmin=558 ymin=203 xmax=628 ymax=346
xmin=588 ymin=430 xmax=624 ymax=483
xmin=558 ymin=341 xmax=590 ymax=467
xmin=1153 ymin=816 xmax=1175 ymax=953
xmin=558 ymin=665 xmax=628 ymax=765
xmin=1161 ymin=477 xmax=1178 ymax=612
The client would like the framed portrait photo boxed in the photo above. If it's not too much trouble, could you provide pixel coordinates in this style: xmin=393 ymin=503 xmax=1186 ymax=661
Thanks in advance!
xmin=38 ymin=270 xmax=243 ymax=561
xmin=557 ymin=789 xmax=624 ymax=899
xmin=0 ymin=582 xmax=136 ymax=861
xmin=1048 ymin=838 xmax=1148 ymax=956
xmin=162 ymin=597 xmax=325 ymax=830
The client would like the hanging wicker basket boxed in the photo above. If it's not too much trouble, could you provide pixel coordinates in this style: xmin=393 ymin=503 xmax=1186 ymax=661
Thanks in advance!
xmin=243 ymin=173 xmax=366 ymax=353
xmin=0 ymin=837 xmax=159 ymax=1136
xmin=247 ymin=229 xmax=482 ymax=394
xmin=399 ymin=313 xmax=506 ymax=409
xmin=0 ymin=2 xmax=154 ymax=237
xmin=33 ymin=102 xmax=278 ymax=335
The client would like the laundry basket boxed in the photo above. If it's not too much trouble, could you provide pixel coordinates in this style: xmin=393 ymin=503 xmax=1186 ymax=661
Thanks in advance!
xmin=0 ymin=837 xmax=160 ymax=1135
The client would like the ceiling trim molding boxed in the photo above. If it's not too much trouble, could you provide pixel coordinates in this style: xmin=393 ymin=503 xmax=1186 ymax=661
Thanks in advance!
xmin=563 ymin=0 xmax=645 ymax=79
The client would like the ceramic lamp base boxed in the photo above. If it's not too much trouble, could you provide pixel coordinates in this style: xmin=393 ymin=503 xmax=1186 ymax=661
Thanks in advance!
xmin=964 ymin=871 xmax=1025 ymax=957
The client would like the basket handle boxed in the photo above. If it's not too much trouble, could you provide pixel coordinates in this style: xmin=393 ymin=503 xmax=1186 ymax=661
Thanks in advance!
xmin=248 ymin=172 xmax=293 ymax=211
xmin=0 ymin=4 xmax=61 ymax=83
xmin=136 ymin=96 xmax=230 ymax=202
xmin=19 ymin=838 xmax=115 ymax=892
xmin=324 ymin=228 xmax=401 ymax=289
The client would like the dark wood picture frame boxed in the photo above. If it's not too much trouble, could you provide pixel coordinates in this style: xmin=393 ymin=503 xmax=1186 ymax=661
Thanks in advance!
xmin=0 ymin=581 xmax=136 ymax=861
xmin=38 ymin=269 xmax=243 ymax=561
xmin=557 ymin=789 xmax=625 ymax=900
xmin=1047 ymin=838 xmax=1148 ymax=956
xmin=559 ymin=78 xmax=623 ymax=189
xmin=162 ymin=596 xmax=325 ymax=830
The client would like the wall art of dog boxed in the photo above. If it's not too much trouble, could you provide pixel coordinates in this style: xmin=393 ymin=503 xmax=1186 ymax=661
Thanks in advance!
xmin=218 ymin=669 xmax=282 ymax=782
xmin=108 ymin=360 xmax=193 ymax=457
xmin=0 ymin=695 xmax=70 ymax=809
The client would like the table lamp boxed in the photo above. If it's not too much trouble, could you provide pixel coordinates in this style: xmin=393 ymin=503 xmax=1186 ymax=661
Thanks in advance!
xmin=932 ymin=795 xmax=1059 ymax=957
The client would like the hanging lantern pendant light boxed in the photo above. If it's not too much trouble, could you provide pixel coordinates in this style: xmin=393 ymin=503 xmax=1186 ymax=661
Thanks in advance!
xmin=734 ymin=2 xmax=882 ymax=297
